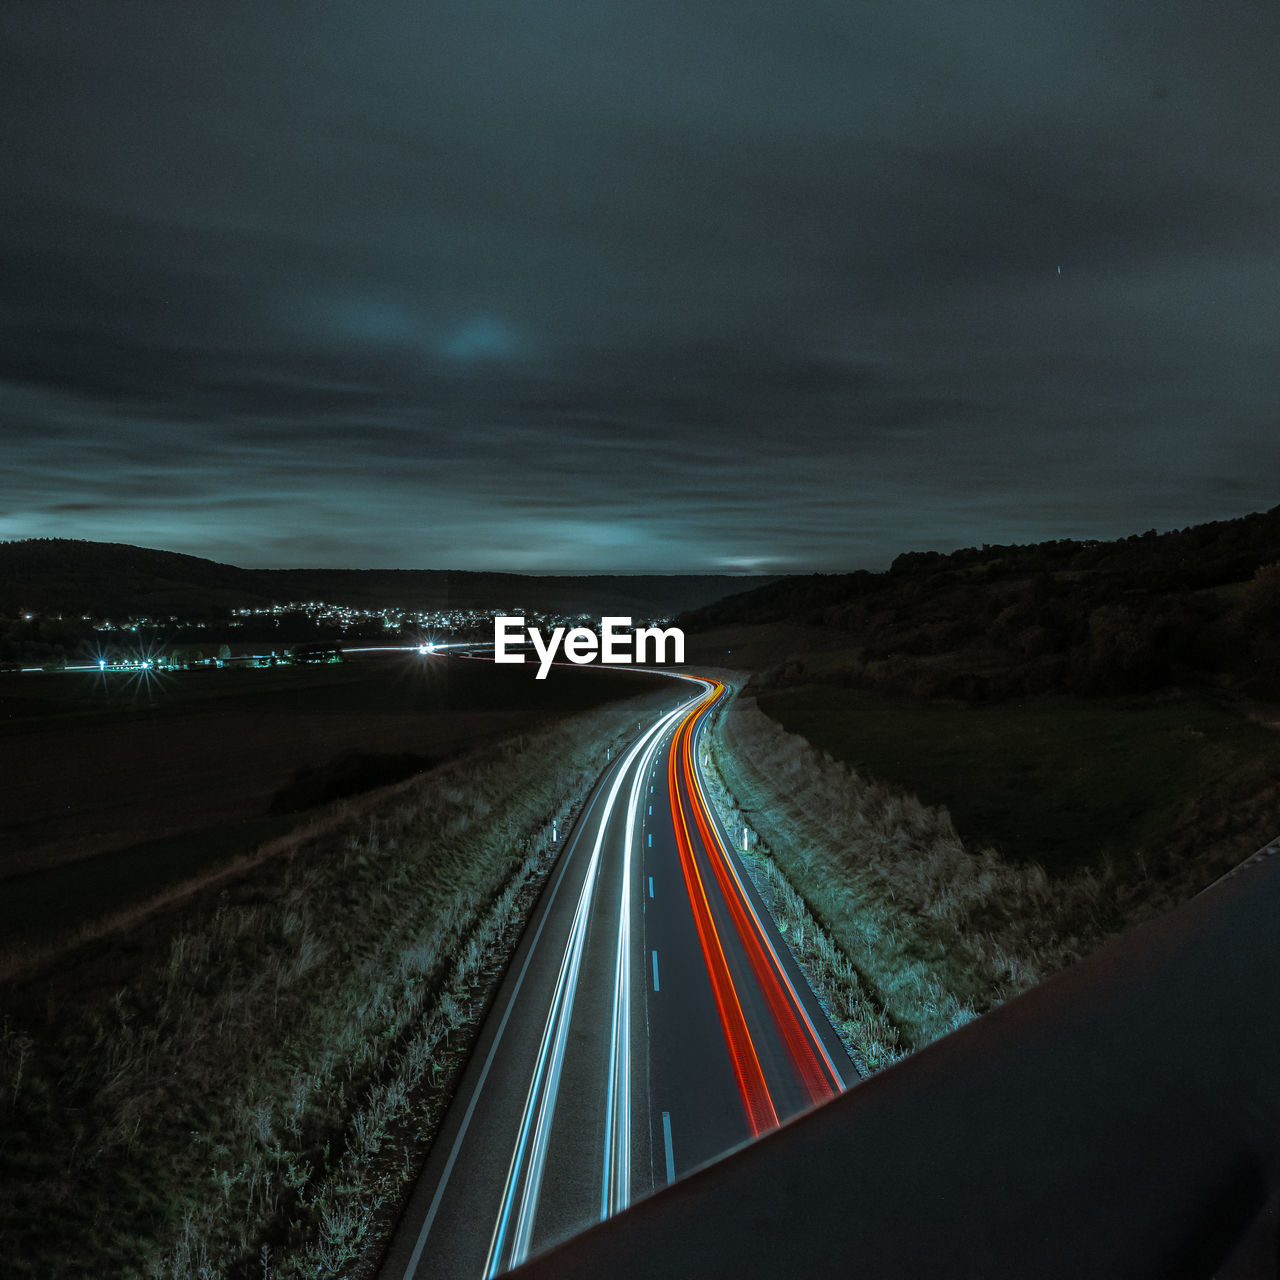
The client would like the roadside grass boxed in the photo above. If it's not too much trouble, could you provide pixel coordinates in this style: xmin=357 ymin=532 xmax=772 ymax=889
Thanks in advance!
xmin=708 ymin=696 xmax=994 ymax=1053
xmin=741 ymin=848 xmax=909 ymax=1073
xmin=0 ymin=682 xmax=679 ymax=1277
xmin=694 ymin=739 xmax=900 ymax=1074
xmin=0 ymin=815 xmax=301 ymax=962
xmin=754 ymin=683 xmax=1280 ymax=877
xmin=0 ymin=656 xmax=671 ymax=948
xmin=708 ymin=688 xmax=1280 ymax=1055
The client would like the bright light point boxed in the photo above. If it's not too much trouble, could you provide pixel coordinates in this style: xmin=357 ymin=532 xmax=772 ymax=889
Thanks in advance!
xmin=418 ymin=644 xmax=428 ymax=655
xmin=98 ymin=659 xmax=106 ymax=669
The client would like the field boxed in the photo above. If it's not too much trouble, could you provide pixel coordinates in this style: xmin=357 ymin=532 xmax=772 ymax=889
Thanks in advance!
xmin=0 ymin=654 xmax=671 ymax=961
xmin=753 ymin=683 xmax=1280 ymax=876
xmin=706 ymin=681 xmax=1280 ymax=1057
xmin=0 ymin=662 xmax=682 ymax=1276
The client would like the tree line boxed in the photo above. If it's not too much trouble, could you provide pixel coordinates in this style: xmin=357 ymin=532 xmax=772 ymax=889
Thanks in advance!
xmin=681 ymin=505 xmax=1280 ymax=701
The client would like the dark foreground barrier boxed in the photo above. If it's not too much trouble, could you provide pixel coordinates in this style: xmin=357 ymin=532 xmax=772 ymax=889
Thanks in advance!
xmin=513 ymin=845 xmax=1280 ymax=1280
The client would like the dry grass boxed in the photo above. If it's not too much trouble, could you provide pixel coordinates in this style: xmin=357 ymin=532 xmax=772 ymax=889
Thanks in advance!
xmin=0 ymin=806 xmax=365 ymax=985
xmin=705 ymin=690 xmax=1234 ymax=1054
xmin=0 ymin=685 xmax=676 ymax=1277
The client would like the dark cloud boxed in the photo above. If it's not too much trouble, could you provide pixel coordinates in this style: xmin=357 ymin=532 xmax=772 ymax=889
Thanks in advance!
xmin=2 ymin=0 xmax=1278 ymax=569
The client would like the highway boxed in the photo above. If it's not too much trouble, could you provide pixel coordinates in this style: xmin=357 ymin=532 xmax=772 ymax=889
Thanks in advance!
xmin=378 ymin=674 xmax=855 ymax=1279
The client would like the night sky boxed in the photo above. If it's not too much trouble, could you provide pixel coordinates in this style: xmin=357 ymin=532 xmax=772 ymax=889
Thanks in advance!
xmin=3 ymin=2 xmax=1278 ymax=572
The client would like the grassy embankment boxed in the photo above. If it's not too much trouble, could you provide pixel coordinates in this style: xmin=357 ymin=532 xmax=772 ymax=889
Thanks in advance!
xmin=0 ymin=674 xmax=679 ymax=1277
xmin=706 ymin=683 xmax=1280 ymax=1062
xmin=0 ymin=654 xmax=660 ymax=973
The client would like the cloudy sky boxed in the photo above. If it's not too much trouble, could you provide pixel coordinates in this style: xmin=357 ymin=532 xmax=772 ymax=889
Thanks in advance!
xmin=3 ymin=1 xmax=1278 ymax=571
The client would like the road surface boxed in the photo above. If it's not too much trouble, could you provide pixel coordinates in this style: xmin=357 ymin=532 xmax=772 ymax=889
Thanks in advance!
xmin=379 ymin=674 xmax=855 ymax=1279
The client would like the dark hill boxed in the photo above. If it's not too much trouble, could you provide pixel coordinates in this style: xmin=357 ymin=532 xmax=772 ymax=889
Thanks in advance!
xmin=0 ymin=539 xmax=775 ymax=620
xmin=680 ymin=506 xmax=1280 ymax=700
xmin=253 ymin=567 xmax=778 ymax=617
xmin=0 ymin=540 xmax=273 ymax=618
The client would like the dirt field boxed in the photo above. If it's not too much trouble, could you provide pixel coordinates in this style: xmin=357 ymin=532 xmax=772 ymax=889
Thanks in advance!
xmin=0 ymin=653 xmax=671 ymax=946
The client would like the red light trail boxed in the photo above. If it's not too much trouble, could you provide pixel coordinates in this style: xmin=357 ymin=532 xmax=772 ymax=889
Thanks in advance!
xmin=666 ymin=680 xmax=842 ymax=1135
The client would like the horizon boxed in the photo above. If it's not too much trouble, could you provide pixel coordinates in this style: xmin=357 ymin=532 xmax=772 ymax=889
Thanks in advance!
xmin=8 ymin=497 xmax=1273 ymax=580
xmin=4 ymin=3 xmax=1279 ymax=571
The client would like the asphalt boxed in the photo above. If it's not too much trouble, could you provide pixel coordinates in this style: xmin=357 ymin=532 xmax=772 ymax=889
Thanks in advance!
xmin=378 ymin=676 xmax=856 ymax=1279
xmin=509 ymin=846 xmax=1280 ymax=1280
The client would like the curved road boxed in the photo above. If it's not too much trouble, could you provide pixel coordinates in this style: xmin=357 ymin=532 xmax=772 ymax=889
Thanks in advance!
xmin=379 ymin=674 xmax=855 ymax=1279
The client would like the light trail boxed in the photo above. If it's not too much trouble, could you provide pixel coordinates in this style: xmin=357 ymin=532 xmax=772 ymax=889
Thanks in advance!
xmin=601 ymin=685 xmax=706 ymax=1218
xmin=680 ymin=698 xmax=842 ymax=1104
xmin=392 ymin=777 xmax=620 ymax=1280
xmin=484 ymin=689 xmax=700 ymax=1276
xmin=666 ymin=679 xmax=845 ymax=1134
xmin=387 ymin=668 xmax=847 ymax=1278
xmin=685 ymin=710 xmax=847 ymax=1096
xmin=667 ymin=685 xmax=779 ymax=1136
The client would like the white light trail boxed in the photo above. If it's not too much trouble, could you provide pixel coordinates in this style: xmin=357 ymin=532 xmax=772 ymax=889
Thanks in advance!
xmin=485 ymin=685 xmax=704 ymax=1276
xmin=601 ymin=681 xmax=710 ymax=1219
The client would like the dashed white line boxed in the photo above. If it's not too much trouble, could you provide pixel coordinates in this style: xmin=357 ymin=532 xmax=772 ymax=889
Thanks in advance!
xmin=602 ymin=695 xmax=693 ymax=1221
xmin=661 ymin=1112 xmax=676 ymax=1185
xmin=485 ymin=695 xmax=697 ymax=1275
xmin=651 ymin=951 xmax=660 ymax=992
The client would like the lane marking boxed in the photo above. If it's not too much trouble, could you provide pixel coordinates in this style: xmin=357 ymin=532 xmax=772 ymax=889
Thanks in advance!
xmin=647 ymin=833 xmax=652 ymax=848
xmin=401 ymin=672 xmax=715 ymax=1279
xmin=648 ymin=876 xmax=653 ymax=899
xmin=397 ymin=770 xmax=615 ymax=1279
xmin=684 ymin=712 xmax=846 ymax=1098
xmin=662 ymin=1112 xmax=676 ymax=1185
xmin=667 ymin=684 xmax=779 ymax=1135
xmin=602 ymin=693 xmax=698 ymax=1221
xmin=488 ymin=840 xmax=603 ymax=1273
xmin=651 ymin=950 xmax=660 ymax=991
xmin=486 ymin=695 xmax=699 ymax=1275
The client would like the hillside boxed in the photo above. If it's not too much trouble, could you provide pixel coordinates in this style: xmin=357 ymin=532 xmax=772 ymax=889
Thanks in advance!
xmin=690 ymin=509 xmax=1280 ymax=1073
xmin=681 ymin=506 xmax=1280 ymax=700
xmin=0 ymin=540 xmax=276 ymax=618
xmin=255 ymin=567 xmax=776 ymax=617
xmin=0 ymin=539 xmax=775 ymax=620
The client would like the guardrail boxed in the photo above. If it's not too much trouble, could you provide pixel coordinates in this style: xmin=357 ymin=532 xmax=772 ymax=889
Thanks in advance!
xmin=511 ymin=843 xmax=1280 ymax=1279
